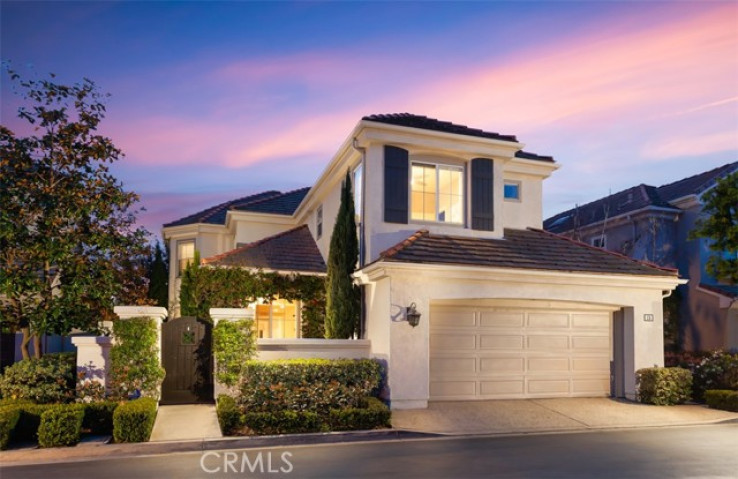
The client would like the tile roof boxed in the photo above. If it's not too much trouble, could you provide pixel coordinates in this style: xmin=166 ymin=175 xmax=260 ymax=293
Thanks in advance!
xmin=378 ymin=228 xmax=678 ymax=277
xmin=656 ymin=161 xmax=738 ymax=203
xmin=202 ymin=225 xmax=326 ymax=274
xmin=543 ymin=184 xmax=677 ymax=234
xmin=363 ymin=113 xmax=519 ymax=143
xmin=544 ymin=162 xmax=738 ymax=234
xmin=699 ymin=283 xmax=738 ymax=299
xmin=515 ymin=150 xmax=555 ymax=163
xmin=163 ymin=188 xmax=310 ymax=228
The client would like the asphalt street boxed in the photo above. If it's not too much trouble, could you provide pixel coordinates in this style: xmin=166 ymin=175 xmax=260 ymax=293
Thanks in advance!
xmin=3 ymin=423 xmax=736 ymax=479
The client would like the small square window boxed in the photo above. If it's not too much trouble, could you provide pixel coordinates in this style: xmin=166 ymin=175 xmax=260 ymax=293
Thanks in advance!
xmin=504 ymin=181 xmax=521 ymax=200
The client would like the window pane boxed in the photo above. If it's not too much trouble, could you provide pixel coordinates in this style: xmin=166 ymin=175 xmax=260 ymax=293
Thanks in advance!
xmin=504 ymin=183 xmax=520 ymax=199
xmin=411 ymin=191 xmax=424 ymax=221
xmin=177 ymin=240 xmax=195 ymax=275
xmin=353 ymin=165 xmax=363 ymax=223
xmin=412 ymin=164 xmax=436 ymax=221
xmin=423 ymin=193 xmax=436 ymax=221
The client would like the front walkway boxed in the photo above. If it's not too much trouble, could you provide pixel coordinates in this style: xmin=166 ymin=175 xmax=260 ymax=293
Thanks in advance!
xmin=391 ymin=397 xmax=738 ymax=435
xmin=149 ymin=404 xmax=222 ymax=442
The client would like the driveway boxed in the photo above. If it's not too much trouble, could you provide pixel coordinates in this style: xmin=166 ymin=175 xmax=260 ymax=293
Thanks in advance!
xmin=391 ymin=397 xmax=738 ymax=435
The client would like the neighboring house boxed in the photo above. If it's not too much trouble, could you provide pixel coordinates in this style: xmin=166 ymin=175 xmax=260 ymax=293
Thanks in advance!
xmin=544 ymin=162 xmax=738 ymax=352
xmin=163 ymin=113 xmax=683 ymax=408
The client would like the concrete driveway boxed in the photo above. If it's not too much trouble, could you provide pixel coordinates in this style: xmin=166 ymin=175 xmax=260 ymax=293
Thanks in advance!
xmin=391 ymin=397 xmax=738 ymax=435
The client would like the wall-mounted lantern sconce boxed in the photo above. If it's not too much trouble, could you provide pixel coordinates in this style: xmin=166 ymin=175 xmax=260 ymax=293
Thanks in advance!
xmin=406 ymin=302 xmax=421 ymax=327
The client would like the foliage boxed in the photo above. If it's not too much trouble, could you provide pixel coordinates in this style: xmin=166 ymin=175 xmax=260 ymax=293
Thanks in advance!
xmin=2 ymin=402 xmax=53 ymax=442
xmin=325 ymin=171 xmax=360 ymax=339
xmin=216 ymin=395 xmax=242 ymax=436
xmin=241 ymin=410 xmax=324 ymax=435
xmin=112 ymin=397 xmax=157 ymax=443
xmin=238 ymin=359 xmax=382 ymax=415
xmin=109 ymin=317 xmax=165 ymax=399
xmin=213 ymin=319 xmax=256 ymax=388
xmin=662 ymin=287 xmax=682 ymax=352
xmin=0 ymin=407 xmax=20 ymax=450
xmin=636 ymin=367 xmax=692 ymax=405
xmin=704 ymin=389 xmax=738 ymax=412
xmin=689 ymin=171 xmax=738 ymax=284
xmin=146 ymin=241 xmax=169 ymax=308
xmin=81 ymin=400 xmax=119 ymax=434
xmin=692 ymin=350 xmax=738 ymax=401
xmin=328 ymin=397 xmax=391 ymax=431
xmin=37 ymin=404 xmax=84 ymax=448
xmin=664 ymin=350 xmax=712 ymax=370
xmin=0 ymin=352 xmax=76 ymax=403
xmin=0 ymin=69 xmax=152 ymax=359
xmin=178 ymin=258 xmax=326 ymax=328
xmin=76 ymin=377 xmax=106 ymax=403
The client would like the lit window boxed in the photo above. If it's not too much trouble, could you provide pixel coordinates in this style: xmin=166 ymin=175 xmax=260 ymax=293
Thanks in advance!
xmin=411 ymin=163 xmax=463 ymax=224
xmin=504 ymin=181 xmax=521 ymax=200
xmin=254 ymin=298 xmax=300 ymax=339
xmin=591 ymin=235 xmax=606 ymax=248
xmin=316 ymin=205 xmax=323 ymax=239
xmin=177 ymin=239 xmax=195 ymax=276
xmin=353 ymin=164 xmax=363 ymax=224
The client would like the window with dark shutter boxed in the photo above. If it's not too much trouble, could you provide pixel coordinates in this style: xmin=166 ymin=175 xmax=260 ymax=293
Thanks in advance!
xmin=471 ymin=158 xmax=494 ymax=231
xmin=384 ymin=145 xmax=409 ymax=224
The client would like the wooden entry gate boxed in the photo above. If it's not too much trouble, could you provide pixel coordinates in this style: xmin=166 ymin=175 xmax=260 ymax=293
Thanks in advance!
xmin=161 ymin=316 xmax=213 ymax=404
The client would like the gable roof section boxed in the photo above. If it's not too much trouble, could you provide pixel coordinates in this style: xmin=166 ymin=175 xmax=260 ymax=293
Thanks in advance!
xmin=363 ymin=113 xmax=519 ymax=143
xmin=657 ymin=161 xmax=738 ymax=203
xmin=699 ymin=283 xmax=738 ymax=300
xmin=378 ymin=228 xmax=678 ymax=277
xmin=544 ymin=184 xmax=676 ymax=234
xmin=202 ymin=225 xmax=326 ymax=274
xmin=163 ymin=188 xmax=310 ymax=228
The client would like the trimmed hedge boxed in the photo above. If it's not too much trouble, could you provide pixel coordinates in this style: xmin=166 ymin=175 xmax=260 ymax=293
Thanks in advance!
xmin=328 ymin=397 xmax=391 ymax=431
xmin=82 ymin=400 xmax=119 ymax=434
xmin=704 ymin=390 xmax=738 ymax=412
xmin=0 ymin=353 xmax=76 ymax=403
xmin=113 ymin=397 xmax=157 ymax=443
xmin=0 ymin=407 xmax=20 ymax=450
xmin=38 ymin=405 xmax=85 ymax=448
xmin=242 ymin=410 xmax=324 ymax=435
xmin=636 ymin=367 xmax=692 ymax=405
xmin=693 ymin=351 xmax=738 ymax=402
xmin=6 ymin=403 xmax=53 ymax=442
xmin=239 ymin=359 xmax=382 ymax=414
xmin=216 ymin=395 xmax=242 ymax=436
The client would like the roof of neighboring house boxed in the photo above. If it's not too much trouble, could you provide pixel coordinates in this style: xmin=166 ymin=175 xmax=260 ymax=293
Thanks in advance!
xmin=163 ymin=188 xmax=310 ymax=228
xmin=543 ymin=161 xmax=738 ymax=234
xmin=378 ymin=228 xmax=678 ymax=277
xmin=656 ymin=162 xmax=738 ymax=203
xmin=699 ymin=283 xmax=738 ymax=299
xmin=202 ymin=224 xmax=326 ymax=274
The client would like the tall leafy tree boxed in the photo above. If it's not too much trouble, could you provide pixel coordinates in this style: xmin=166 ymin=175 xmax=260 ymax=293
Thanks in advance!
xmin=324 ymin=171 xmax=360 ymax=339
xmin=146 ymin=241 xmax=169 ymax=308
xmin=0 ymin=69 xmax=150 ymax=358
xmin=690 ymin=171 xmax=738 ymax=284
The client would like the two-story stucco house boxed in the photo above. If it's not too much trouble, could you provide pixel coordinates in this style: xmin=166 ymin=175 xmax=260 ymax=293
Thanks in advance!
xmin=163 ymin=113 xmax=684 ymax=409
xmin=543 ymin=162 xmax=738 ymax=353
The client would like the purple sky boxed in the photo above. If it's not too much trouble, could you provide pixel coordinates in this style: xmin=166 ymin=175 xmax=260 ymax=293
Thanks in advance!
xmin=2 ymin=1 xmax=736 ymax=238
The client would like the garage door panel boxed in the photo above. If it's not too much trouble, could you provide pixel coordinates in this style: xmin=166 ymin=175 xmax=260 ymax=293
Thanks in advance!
xmin=572 ymin=313 xmax=610 ymax=329
xmin=480 ymin=380 xmax=525 ymax=395
xmin=431 ymin=334 xmax=476 ymax=351
xmin=528 ymin=358 xmax=569 ymax=372
xmin=572 ymin=357 xmax=610 ymax=372
xmin=480 ymin=335 xmax=524 ymax=350
xmin=572 ymin=336 xmax=610 ymax=350
xmin=432 ymin=309 xmax=477 ymax=327
xmin=527 ymin=335 xmax=569 ymax=350
xmin=479 ymin=312 xmax=524 ymax=328
xmin=480 ymin=357 xmax=525 ymax=374
xmin=528 ymin=313 xmax=569 ymax=328
xmin=430 ymin=357 xmax=476 ymax=374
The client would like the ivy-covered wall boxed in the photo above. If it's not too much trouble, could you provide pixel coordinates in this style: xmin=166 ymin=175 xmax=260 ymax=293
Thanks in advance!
xmin=109 ymin=317 xmax=165 ymax=399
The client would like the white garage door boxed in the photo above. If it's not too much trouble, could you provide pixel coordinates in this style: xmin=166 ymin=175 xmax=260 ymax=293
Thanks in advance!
xmin=430 ymin=304 xmax=612 ymax=400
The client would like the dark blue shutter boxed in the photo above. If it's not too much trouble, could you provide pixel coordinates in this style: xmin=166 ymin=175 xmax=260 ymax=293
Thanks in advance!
xmin=384 ymin=145 xmax=409 ymax=224
xmin=471 ymin=158 xmax=494 ymax=231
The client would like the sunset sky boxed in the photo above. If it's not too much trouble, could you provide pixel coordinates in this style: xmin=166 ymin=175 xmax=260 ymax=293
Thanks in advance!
xmin=2 ymin=1 xmax=736 ymax=237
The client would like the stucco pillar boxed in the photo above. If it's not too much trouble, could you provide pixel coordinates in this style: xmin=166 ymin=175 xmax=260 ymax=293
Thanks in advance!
xmin=210 ymin=308 xmax=253 ymax=397
xmin=71 ymin=335 xmax=113 ymax=393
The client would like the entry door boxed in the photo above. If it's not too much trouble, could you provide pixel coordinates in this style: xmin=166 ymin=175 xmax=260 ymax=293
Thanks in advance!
xmin=161 ymin=317 xmax=213 ymax=404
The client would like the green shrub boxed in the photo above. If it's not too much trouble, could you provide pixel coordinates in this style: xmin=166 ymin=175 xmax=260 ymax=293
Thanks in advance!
xmin=239 ymin=359 xmax=382 ymax=414
xmin=110 ymin=318 xmax=165 ymax=399
xmin=216 ymin=395 xmax=242 ymax=436
xmin=242 ymin=410 xmax=324 ymax=435
xmin=82 ymin=400 xmax=119 ymax=435
xmin=213 ymin=320 xmax=256 ymax=388
xmin=704 ymin=389 xmax=738 ymax=412
xmin=3 ymin=403 xmax=53 ymax=442
xmin=0 ymin=407 xmax=20 ymax=450
xmin=37 ymin=405 xmax=85 ymax=448
xmin=0 ymin=353 xmax=76 ymax=403
xmin=636 ymin=367 xmax=692 ymax=405
xmin=329 ymin=397 xmax=391 ymax=431
xmin=112 ymin=397 xmax=158 ymax=443
xmin=693 ymin=351 xmax=738 ymax=402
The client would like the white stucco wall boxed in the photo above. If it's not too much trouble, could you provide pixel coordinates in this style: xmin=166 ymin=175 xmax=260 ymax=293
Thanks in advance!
xmin=503 ymin=173 xmax=543 ymax=229
xmin=231 ymin=215 xmax=296 ymax=246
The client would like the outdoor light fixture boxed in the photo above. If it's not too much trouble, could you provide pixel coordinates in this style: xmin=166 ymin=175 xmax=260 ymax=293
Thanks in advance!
xmin=406 ymin=303 xmax=421 ymax=327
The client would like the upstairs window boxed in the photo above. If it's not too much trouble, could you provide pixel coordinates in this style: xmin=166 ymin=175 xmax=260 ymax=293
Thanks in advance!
xmin=177 ymin=239 xmax=195 ymax=276
xmin=504 ymin=181 xmax=521 ymax=200
xmin=316 ymin=205 xmax=323 ymax=239
xmin=591 ymin=235 xmax=606 ymax=248
xmin=411 ymin=163 xmax=464 ymax=224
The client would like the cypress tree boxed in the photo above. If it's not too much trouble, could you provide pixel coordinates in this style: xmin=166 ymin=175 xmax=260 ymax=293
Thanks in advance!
xmin=325 ymin=171 xmax=360 ymax=338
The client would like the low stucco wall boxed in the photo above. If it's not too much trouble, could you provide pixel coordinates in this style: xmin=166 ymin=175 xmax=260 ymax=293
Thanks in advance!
xmin=255 ymin=339 xmax=371 ymax=360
